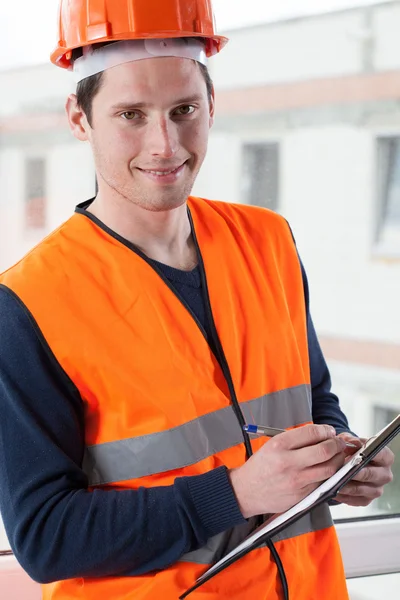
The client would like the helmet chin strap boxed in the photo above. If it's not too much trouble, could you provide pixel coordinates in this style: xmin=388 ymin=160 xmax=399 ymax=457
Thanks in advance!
xmin=72 ymin=38 xmax=208 ymax=83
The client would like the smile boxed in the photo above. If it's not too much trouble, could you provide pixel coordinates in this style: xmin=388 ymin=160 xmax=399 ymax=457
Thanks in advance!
xmin=136 ymin=163 xmax=187 ymax=184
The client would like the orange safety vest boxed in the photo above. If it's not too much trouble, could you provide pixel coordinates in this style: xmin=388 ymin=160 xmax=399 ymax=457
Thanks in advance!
xmin=0 ymin=197 xmax=349 ymax=600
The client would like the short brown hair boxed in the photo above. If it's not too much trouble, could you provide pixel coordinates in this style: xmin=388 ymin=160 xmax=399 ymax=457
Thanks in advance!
xmin=72 ymin=42 xmax=214 ymax=128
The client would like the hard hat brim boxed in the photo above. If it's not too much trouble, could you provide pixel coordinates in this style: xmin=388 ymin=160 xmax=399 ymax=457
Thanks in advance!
xmin=51 ymin=32 xmax=228 ymax=70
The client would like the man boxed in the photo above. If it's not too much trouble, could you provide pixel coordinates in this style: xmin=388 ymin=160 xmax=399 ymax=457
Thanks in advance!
xmin=0 ymin=1 xmax=394 ymax=599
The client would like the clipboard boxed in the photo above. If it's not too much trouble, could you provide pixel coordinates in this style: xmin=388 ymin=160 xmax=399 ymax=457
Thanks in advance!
xmin=180 ymin=413 xmax=400 ymax=599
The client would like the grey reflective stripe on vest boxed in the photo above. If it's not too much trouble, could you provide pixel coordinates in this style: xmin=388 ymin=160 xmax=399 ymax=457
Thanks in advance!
xmin=240 ymin=384 xmax=312 ymax=429
xmin=180 ymin=503 xmax=333 ymax=566
xmin=83 ymin=384 xmax=311 ymax=486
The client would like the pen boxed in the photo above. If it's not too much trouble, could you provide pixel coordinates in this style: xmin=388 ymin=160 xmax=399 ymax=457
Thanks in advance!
xmin=244 ymin=424 xmax=285 ymax=437
xmin=243 ymin=424 xmax=358 ymax=448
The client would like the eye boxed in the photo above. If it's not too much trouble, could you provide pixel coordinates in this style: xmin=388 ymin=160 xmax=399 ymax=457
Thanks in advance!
xmin=121 ymin=111 xmax=141 ymax=121
xmin=174 ymin=105 xmax=196 ymax=116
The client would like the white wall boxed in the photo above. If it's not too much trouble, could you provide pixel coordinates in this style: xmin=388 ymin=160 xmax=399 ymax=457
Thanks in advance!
xmin=0 ymin=142 xmax=95 ymax=272
xmin=0 ymin=150 xmax=26 ymax=272
xmin=193 ymin=133 xmax=242 ymax=202
xmin=373 ymin=3 xmax=400 ymax=70
xmin=281 ymin=126 xmax=400 ymax=344
xmin=211 ymin=3 xmax=400 ymax=90
xmin=193 ymin=124 xmax=400 ymax=345
xmin=47 ymin=143 xmax=95 ymax=229
xmin=0 ymin=65 xmax=73 ymax=117
xmin=212 ymin=10 xmax=364 ymax=89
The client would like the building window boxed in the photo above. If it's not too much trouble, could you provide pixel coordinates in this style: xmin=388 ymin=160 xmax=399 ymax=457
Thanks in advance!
xmin=241 ymin=143 xmax=279 ymax=211
xmin=25 ymin=157 xmax=46 ymax=230
xmin=376 ymin=137 xmax=400 ymax=252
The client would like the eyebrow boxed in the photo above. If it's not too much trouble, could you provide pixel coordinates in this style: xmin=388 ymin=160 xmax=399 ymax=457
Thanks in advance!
xmin=110 ymin=94 xmax=205 ymax=111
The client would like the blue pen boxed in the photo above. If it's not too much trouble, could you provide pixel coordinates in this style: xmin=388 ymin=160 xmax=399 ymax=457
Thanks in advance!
xmin=243 ymin=423 xmax=358 ymax=448
xmin=244 ymin=424 xmax=285 ymax=437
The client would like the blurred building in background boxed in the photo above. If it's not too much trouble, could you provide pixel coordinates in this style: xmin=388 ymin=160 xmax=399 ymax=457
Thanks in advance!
xmin=0 ymin=0 xmax=399 ymax=514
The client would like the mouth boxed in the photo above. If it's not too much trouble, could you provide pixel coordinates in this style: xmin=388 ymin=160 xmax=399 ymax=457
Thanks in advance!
xmin=136 ymin=162 xmax=187 ymax=184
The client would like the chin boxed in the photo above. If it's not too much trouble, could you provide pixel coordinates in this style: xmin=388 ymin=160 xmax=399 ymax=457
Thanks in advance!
xmin=135 ymin=187 xmax=193 ymax=212
xmin=148 ymin=196 xmax=189 ymax=212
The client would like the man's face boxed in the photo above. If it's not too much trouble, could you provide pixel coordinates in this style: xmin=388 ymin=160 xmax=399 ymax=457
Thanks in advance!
xmin=76 ymin=57 xmax=214 ymax=212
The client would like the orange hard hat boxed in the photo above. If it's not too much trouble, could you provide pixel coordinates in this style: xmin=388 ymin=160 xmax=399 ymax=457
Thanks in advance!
xmin=51 ymin=0 xmax=228 ymax=69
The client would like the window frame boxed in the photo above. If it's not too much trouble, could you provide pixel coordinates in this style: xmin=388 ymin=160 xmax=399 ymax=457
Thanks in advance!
xmin=336 ymin=516 xmax=400 ymax=578
xmin=23 ymin=153 xmax=47 ymax=232
xmin=240 ymin=137 xmax=281 ymax=211
xmin=374 ymin=132 xmax=400 ymax=259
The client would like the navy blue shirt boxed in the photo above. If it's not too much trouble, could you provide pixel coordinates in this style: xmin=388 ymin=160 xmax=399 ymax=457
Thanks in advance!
xmin=0 ymin=242 xmax=350 ymax=583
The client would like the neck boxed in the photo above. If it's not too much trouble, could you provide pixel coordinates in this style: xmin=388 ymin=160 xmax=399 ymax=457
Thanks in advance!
xmin=87 ymin=193 xmax=198 ymax=271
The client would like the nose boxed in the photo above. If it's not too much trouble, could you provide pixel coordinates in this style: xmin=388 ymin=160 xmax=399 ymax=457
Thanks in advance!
xmin=146 ymin=115 xmax=179 ymax=159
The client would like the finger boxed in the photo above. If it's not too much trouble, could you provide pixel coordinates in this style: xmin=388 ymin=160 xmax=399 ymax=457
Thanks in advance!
xmin=278 ymin=424 xmax=337 ymax=451
xmin=369 ymin=447 xmax=395 ymax=468
xmin=335 ymin=493 xmax=375 ymax=507
xmin=338 ymin=481 xmax=385 ymax=500
xmin=295 ymin=436 xmax=347 ymax=469
xmin=338 ymin=433 xmax=364 ymax=446
xmin=302 ymin=451 xmax=346 ymax=484
xmin=337 ymin=433 xmax=364 ymax=456
xmin=352 ymin=465 xmax=394 ymax=486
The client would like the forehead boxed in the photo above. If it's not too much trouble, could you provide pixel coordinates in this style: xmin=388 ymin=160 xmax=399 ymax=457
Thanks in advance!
xmin=98 ymin=57 xmax=206 ymax=106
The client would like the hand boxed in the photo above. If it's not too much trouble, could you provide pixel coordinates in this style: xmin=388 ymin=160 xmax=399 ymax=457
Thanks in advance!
xmin=335 ymin=432 xmax=395 ymax=507
xmin=229 ymin=424 xmax=348 ymax=518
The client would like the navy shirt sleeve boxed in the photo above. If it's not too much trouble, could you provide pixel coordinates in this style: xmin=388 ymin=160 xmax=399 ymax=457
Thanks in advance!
xmin=300 ymin=261 xmax=352 ymax=434
xmin=0 ymin=285 xmax=245 ymax=584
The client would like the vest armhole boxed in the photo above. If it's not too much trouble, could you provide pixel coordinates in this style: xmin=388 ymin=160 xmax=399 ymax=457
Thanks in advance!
xmin=0 ymin=284 xmax=83 ymax=403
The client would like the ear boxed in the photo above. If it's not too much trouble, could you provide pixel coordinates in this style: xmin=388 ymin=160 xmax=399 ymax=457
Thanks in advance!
xmin=66 ymin=94 xmax=90 ymax=141
xmin=209 ymin=86 xmax=215 ymax=128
